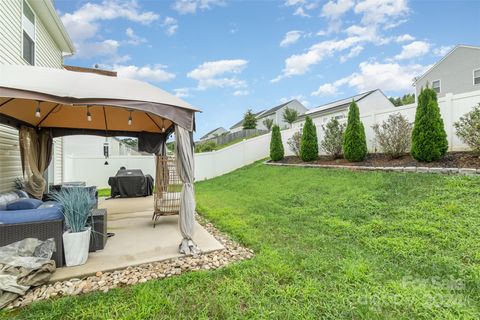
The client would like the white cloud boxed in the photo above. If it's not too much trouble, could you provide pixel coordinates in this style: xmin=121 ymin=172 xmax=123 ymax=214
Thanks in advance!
xmin=114 ymin=64 xmax=176 ymax=82
xmin=318 ymin=61 xmax=429 ymax=95
xmin=125 ymin=28 xmax=146 ymax=45
xmin=322 ymin=0 xmax=354 ymax=19
xmin=395 ymin=34 xmax=415 ymax=43
xmin=272 ymin=37 xmax=363 ymax=82
xmin=174 ymin=88 xmax=190 ymax=98
xmin=339 ymin=45 xmax=364 ymax=63
xmin=188 ymin=59 xmax=248 ymax=90
xmin=280 ymin=30 xmax=303 ymax=47
xmin=433 ymin=45 xmax=454 ymax=57
xmin=233 ymin=90 xmax=249 ymax=96
xmin=284 ymin=0 xmax=318 ymax=18
xmin=162 ymin=17 xmax=178 ymax=36
xmin=311 ymin=83 xmax=339 ymax=96
xmin=61 ymin=0 xmax=158 ymax=58
xmin=354 ymin=0 xmax=409 ymax=26
xmin=394 ymin=41 xmax=430 ymax=60
xmin=172 ymin=0 xmax=225 ymax=14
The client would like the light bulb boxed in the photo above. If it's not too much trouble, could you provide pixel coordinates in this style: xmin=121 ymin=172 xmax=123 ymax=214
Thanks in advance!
xmin=35 ymin=101 xmax=41 ymax=118
xmin=87 ymin=111 xmax=92 ymax=122
xmin=128 ymin=116 xmax=132 ymax=126
xmin=161 ymin=127 xmax=165 ymax=133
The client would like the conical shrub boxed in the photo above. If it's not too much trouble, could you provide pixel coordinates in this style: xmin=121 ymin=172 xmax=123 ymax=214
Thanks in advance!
xmin=300 ymin=116 xmax=318 ymax=161
xmin=270 ymin=125 xmax=284 ymax=161
xmin=343 ymin=100 xmax=367 ymax=162
xmin=411 ymin=87 xmax=448 ymax=162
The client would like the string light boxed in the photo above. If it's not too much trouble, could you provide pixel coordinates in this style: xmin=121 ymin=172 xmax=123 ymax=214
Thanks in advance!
xmin=128 ymin=110 xmax=132 ymax=125
xmin=35 ymin=101 xmax=41 ymax=118
xmin=87 ymin=106 xmax=92 ymax=122
xmin=162 ymin=127 xmax=166 ymax=133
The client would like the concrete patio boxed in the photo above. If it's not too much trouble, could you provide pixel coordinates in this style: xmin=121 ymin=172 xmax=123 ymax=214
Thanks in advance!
xmin=51 ymin=196 xmax=224 ymax=282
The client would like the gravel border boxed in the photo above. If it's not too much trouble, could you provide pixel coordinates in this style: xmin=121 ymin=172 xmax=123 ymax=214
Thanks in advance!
xmin=5 ymin=215 xmax=254 ymax=310
xmin=265 ymin=161 xmax=480 ymax=176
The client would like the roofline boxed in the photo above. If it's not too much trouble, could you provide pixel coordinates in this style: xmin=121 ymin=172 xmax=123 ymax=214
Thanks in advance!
xmin=29 ymin=0 xmax=75 ymax=55
xmin=260 ymin=99 xmax=295 ymax=117
xmin=200 ymin=127 xmax=225 ymax=139
xmin=305 ymin=90 xmax=376 ymax=115
xmin=414 ymin=45 xmax=480 ymax=84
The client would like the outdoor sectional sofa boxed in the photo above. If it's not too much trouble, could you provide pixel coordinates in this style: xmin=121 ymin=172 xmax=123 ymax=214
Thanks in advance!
xmin=0 ymin=191 xmax=64 ymax=267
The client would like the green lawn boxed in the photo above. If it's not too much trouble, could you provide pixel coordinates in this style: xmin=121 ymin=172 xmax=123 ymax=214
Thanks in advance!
xmin=3 ymin=163 xmax=480 ymax=319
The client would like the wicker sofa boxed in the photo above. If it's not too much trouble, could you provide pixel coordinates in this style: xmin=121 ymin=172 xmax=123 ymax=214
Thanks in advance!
xmin=0 ymin=191 xmax=64 ymax=267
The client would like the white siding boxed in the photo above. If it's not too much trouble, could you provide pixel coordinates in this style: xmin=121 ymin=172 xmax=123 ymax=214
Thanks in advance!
xmin=0 ymin=0 xmax=65 ymax=192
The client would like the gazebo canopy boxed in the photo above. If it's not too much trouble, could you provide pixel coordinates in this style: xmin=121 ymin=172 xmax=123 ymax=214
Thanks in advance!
xmin=0 ymin=65 xmax=199 ymax=136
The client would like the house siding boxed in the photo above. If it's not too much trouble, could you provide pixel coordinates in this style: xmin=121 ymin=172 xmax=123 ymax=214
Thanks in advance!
xmin=0 ymin=0 xmax=64 ymax=192
xmin=416 ymin=47 xmax=480 ymax=98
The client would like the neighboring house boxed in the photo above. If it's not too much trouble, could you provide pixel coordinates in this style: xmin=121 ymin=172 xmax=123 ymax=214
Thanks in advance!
xmin=230 ymin=110 xmax=266 ymax=133
xmin=0 ymin=0 xmax=75 ymax=192
xmin=199 ymin=127 xmax=228 ymax=141
xmin=293 ymin=89 xmax=395 ymax=129
xmin=414 ymin=45 xmax=480 ymax=99
xmin=256 ymin=100 xmax=308 ymax=130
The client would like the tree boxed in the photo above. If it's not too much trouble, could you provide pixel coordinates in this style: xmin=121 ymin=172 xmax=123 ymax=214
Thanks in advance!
xmin=300 ymin=116 xmax=318 ymax=161
xmin=343 ymin=100 xmax=367 ymax=162
xmin=270 ymin=125 xmax=284 ymax=161
xmin=120 ymin=137 xmax=138 ymax=148
xmin=389 ymin=93 xmax=415 ymax=106
xmin=282 ymin=107 xmax=299 ymax=128
xmin=263 ymin=118 xmax=274 ymax=131
xmin=287 ymin=130 xmax=302 ymax=157
xmin=242 ymin=109 xmax=257 ymax=129
xmin=454 ymin=103 xmax=480 ymax=155
xmin=372 ymin=113 xmax=412 ymax=159
xmin=411 ymin=87 xmax=448 ymax=162
xmin=321 ymin=118 xmax=345 ymax=159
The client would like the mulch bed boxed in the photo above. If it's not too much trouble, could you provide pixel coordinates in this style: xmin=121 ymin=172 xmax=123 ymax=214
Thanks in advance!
xmin=274 ymin=152 xmax=480 ymax=169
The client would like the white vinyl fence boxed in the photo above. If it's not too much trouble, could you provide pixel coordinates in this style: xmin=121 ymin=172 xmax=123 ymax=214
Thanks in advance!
xmin=65 ymin=90 xmax=480 ymax=187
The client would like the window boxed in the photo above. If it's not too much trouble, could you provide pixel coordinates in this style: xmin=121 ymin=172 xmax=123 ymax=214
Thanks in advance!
xmin=474 ymin=69 xmax=480 ymax=85
xmin=22 ymin=0 xmax=35 ymax=65
xmin=432 ymin=80 xmax=441 ymax=94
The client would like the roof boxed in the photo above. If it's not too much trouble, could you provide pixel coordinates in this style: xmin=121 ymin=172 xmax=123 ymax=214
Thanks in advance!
xmin=414 ymin=45 xmax=480 ymax=84
xmin=230 ymin=110 xmax=265 ymax=129
xmin=29 ymin=1 xmax=75 ymax=54
xmin=64 ymin=65 xmax=117 ymax=77
xmin=200 ymin=127 xmax=226 ymax=140
xmin=259 ymin=100 xmax=295 ymax=117
xmin=301 ymin=90 xmax=376 ymax=119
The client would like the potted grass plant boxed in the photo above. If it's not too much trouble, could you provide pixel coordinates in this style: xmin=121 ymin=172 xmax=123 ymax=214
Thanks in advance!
xmin=51 ymin=188 xmax=94 ymax=266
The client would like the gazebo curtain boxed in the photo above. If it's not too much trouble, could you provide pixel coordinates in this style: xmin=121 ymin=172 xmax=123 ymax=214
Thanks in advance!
xmin=18 ymin=126 xmax=53 ymax=199
xmin=174 ymin=124 xmax=198 ymax=254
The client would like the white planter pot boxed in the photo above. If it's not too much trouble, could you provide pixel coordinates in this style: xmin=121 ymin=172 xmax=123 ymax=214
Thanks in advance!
xmin=63 ymin=227 xmax=91 ymax=267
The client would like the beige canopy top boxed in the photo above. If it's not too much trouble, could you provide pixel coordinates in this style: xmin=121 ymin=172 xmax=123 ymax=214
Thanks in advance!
xmin=0 ymin=65 xmax=199 ymax=136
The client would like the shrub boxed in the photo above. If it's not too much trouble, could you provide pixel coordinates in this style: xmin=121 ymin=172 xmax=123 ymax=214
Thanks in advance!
xmin=263 ymin=118 xmax=274 ymax=131
xmin=282 ymin=107 xmax=299 ymax=128
xmin=270 ymin=125 xmax=284 ymax=161
xmin=454 ymin=103 xmax=480 ymax=154
xmin=343 ymin=100 xmax=367 ymax=162
xmin=321 ymin=118 xmax=345 ymax=159
xmin=51 ymin=188 xmax=94 ymax=233
xmin=300 ymin=116 xmax=318 ymax=161
xmin=372 ymin=113 xmax=412 ymax=158
xmin=195 ymin=141 xmax=217 ymax=153
xmin=287 ymin=130 xmax=302 ymax=157
xmin=411 ymin=87 xmax=448 ymax=162
xmin=242 ymin=109 xmax=257 ymax=129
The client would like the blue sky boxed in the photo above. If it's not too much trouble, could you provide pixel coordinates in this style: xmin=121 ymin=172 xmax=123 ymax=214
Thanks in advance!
xmin=56 ymin=0 xmax=480 ymax=138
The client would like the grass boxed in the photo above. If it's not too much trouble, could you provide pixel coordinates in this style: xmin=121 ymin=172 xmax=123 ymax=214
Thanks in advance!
xmin=2 ymin=163 xmax=480 ymax=319
xmin=97 ymin=188 xmax=111 ymax=197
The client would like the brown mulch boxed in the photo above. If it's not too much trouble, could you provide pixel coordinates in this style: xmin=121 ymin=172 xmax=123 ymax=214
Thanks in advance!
xmin=274 ymin=152 xmax=480 ymax=169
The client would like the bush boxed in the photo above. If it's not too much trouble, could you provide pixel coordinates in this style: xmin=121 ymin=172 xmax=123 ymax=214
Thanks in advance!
xmin=454 ymin=103 xmax=480 ymax=155
xmin=411 ymin=87 xmax=448 ymax=162
xmin=300 ymin=116 xmax=318 ymax=161
xmin=321 ymin=118 xmax=345 ymax=159
xmin=372 ymin=113 xmax=412 ymax=158
xmin=195 ymin=141 xmax=217 ymax=153
xmin=287 ymin=130 xmax=302 ymax=157
xmin=343 ymin=100 xmax=367 ymax=162
xmin=270 ymin=125 xmax=284 ymax=161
